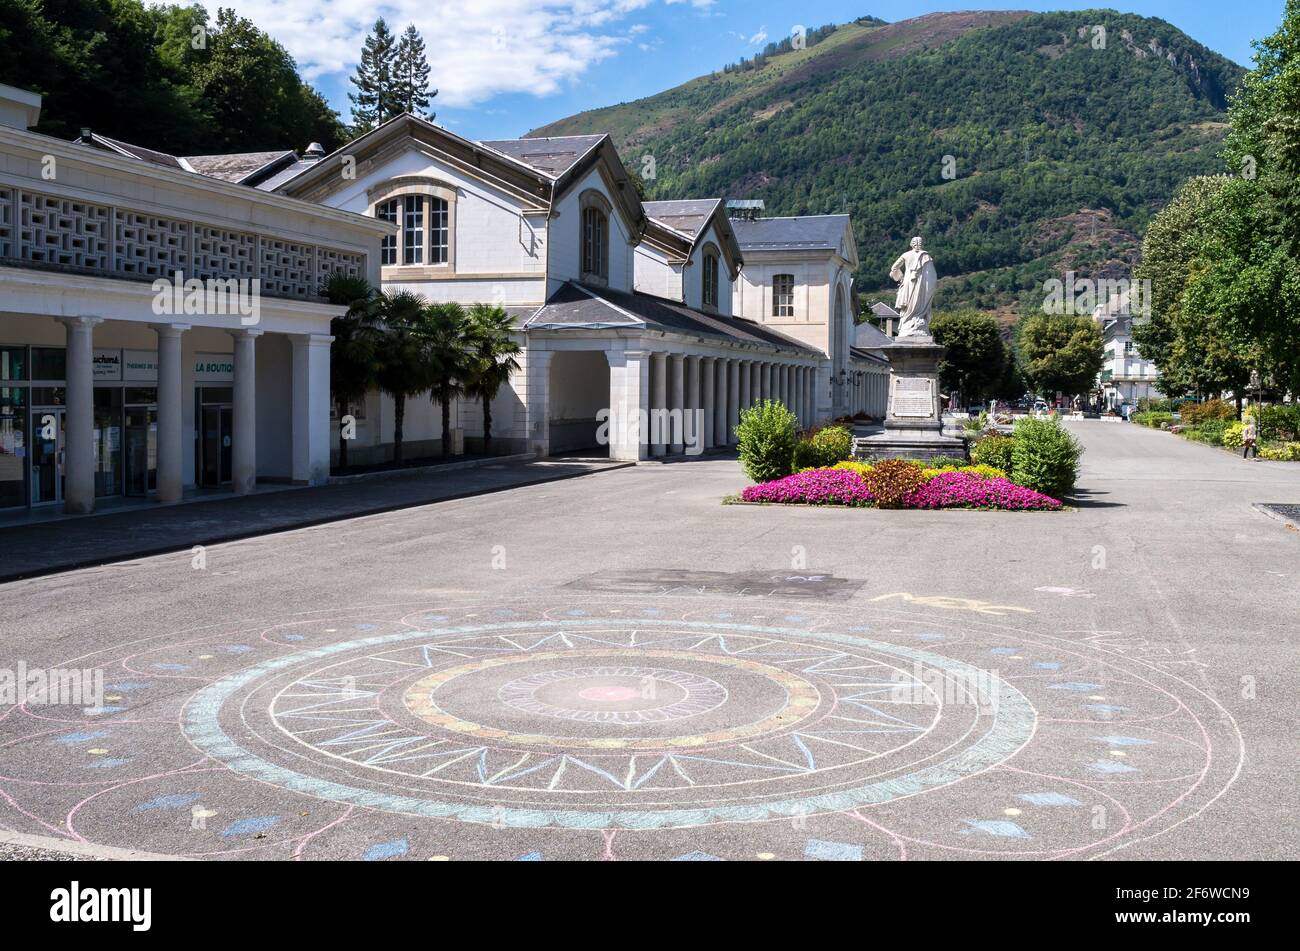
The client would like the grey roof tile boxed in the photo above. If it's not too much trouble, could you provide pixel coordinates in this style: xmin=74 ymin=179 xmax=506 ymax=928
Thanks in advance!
xmin=729 ymin=214 xmax=849 ymax=251
xmin=481 ymin=135 xmax=606 ymax=178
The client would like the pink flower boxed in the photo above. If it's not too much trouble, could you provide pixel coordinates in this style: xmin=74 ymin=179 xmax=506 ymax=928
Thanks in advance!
xmin=904 ymin=472 xmax=1062 ymax=511
xmin=741 ymin=469 xmax=874 ymax=506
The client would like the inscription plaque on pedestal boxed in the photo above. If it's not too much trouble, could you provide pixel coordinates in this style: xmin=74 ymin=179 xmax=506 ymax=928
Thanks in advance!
xmin=891 ymin=376 xmax=934 ymax=419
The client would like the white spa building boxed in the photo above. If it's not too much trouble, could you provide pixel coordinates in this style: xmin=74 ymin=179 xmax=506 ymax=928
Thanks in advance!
xmin=0 ymin=86 xmax=887 ymax=515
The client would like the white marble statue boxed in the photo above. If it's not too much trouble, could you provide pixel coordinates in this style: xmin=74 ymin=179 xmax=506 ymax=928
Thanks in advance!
xmin=889 ymin=236 xmax=938 ymax=338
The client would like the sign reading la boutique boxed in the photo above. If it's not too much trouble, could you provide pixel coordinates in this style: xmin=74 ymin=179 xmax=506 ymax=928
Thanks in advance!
xmin=194 ymin=353 xmax=234 ymax=383
xmin=90 ymin=349 xmax=234 ymax=384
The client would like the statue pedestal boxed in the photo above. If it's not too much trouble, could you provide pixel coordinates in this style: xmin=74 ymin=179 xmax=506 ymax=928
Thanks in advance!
xmin=852 ymin=335 xmax=968 ymax=463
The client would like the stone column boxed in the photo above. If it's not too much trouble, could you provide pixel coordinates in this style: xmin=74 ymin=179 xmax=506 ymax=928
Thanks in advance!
xmin=794 ymin=367 xmax=806 ymax=428
xmin=777 ymin=364 xmax=788 ymax=408
xmin=669 ymin=353 xmax=685 ymax=455
xmin=291 ymin=332 xmax=333 ymax=485
xmin=702 ymin=357 xmax=716 ymax=449
xmin=738 ymin=359 xmax=751 ymax=416
xmin=761 ymin=362 xmax=772 ymax=401
xmin=651 ymin=351 xmax=668 ymax=458
xmin=230 ymin=329 xmax=262 ymax=495
xmin=685 ymin=355 xmax=702 ymax=456
xmin=152 ymin=322 xmax=189 ymax=503
xmin=59 ymin=316 xmax=101 ymax=514
xmin=523 ymin=347 xmax=552 ymax=457
xmin=726 ymin=358 xmax=740 ymax=445
xmin=606 ymin=350 xmax=651 ymax=462
xmin=713 ymin=355 xmax=728 ymax=448
xmin=750 ymin=362 xmax=761 ymax=410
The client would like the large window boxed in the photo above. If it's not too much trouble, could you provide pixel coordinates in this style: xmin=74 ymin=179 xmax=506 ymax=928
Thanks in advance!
xmin=374 ymin=189 xmax=453 ymax=268
xmin=702 ymin=248 xmax=720 ymax=309
xmin=377 ymin=199 xmax=399 ymax=265
xmin=582 ymin=205 xmax=608 ymax=281
xmin=773 ymin=274 xmax=795 ymax=317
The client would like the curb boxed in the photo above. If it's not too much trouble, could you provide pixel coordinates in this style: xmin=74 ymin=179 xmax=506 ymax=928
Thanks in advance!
xmin=0 ymin=461 xmax=633 ymax=584
xmin=328 ymin=452 xmax=538 ymax=484
xmin=0 ymin=828 xmax=187 ymax=861
xmin=1253 ymin=503 xmax=1300 ymax=531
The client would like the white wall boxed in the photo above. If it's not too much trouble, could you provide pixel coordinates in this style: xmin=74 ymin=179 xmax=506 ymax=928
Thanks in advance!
xmin=547 ymin=168 xmax=635 ymax=296
xmin=633 ymin=244 xmax=682 ymax=301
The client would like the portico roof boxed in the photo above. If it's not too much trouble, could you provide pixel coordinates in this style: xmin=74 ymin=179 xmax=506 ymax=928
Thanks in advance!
xmin=526 ymin=282 xmax=821 ymax=357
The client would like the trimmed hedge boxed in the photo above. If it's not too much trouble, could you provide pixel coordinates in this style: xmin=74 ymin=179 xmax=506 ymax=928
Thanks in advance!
xmin=1010 ymin=418 xmax=1082 ymax=500
xmin=736 ymin=400 xmax=798 ymax=484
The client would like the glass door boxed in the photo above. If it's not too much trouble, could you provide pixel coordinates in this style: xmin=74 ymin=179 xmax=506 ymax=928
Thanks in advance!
xmin=29 ymin=408 xmax=64 ymax=505
xmin=124 ymin=406 xmax=157 ymax=497
xmin=200 ymin=404 xmax=233 ymax=487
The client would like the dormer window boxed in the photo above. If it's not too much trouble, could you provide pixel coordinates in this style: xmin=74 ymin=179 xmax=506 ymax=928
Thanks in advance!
xmin=702 ymin=245 xmax=720 ymax=310
xmin=773 ymin=274 xmax=795 ymax=317
xmin=579 ymin=190 xmax=612 ymax=285
xmin=369 ymin=179 xmax=457 ymax=272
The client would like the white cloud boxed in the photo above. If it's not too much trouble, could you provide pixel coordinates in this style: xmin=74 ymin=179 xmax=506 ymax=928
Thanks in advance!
xmin=200 ymin=0 xmax=657 ymax=108
xmin=748 ymin=27 xmax=769 ymax=46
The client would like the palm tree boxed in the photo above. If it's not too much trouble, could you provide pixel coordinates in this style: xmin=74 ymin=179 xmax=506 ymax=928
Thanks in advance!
xmin=373 ymin=290 xmax=435 ymax=464
xmin=323 ymin=273 xmax=381 ymax=470
xmin=420 ymin=302 xmax=472 ymax=459
xmin=464 ymin=304 xmax=522 ymax=456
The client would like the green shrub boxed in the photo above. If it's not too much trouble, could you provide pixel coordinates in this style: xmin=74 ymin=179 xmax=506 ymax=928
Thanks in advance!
xmin=1138 ymin=397 xmax=1173 ymax=413
xmin=1010 ymin=417 xmax=1082 ymax=499
xmin=863 ymin=459 xmax=928 ymax=509
xmin=1260 ymin=442 xmax=1300 ymax=461
xmin=971 ymin=435 xmax=1015 ymax=471
xmin=792 ymin=439 xmax=820 ymax=471
xmin=1180 ymin=399 xmax=1236 ymax=426
xmin=1222 ymin=421 xmax=1245 ymax=449
xmin=1259 ymin=404 xmax=1300 ymax=442
xmin=736 ymin=399 xmax=799 ymax=483
xmin=1132 ymin=411 xmax=1175 ymax=428
xmin=1180 ymin=419 xmax=1230 ymax=445
xmin=926 ymin=455 xmax=970 ymax=469
xmin=810 ymin=426 xmax=854 ymax=466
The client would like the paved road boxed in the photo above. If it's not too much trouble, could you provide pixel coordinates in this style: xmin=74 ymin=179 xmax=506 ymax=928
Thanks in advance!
xmin=0 ymin=422 xmax=1296 ymax=861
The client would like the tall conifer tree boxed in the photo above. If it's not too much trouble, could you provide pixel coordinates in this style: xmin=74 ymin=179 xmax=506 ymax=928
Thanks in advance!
xmin=394 ymin=24 xmax=436 ymax=119
xmin=348 ymin=18 xmax=399 ymax=133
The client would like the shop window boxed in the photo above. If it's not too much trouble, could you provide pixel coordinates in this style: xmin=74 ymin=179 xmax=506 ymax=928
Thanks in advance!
xmin=30 ymin=347 xmax=66 ymax=381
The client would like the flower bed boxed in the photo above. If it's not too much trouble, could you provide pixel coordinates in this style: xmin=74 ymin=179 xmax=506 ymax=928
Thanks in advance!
xmin=904 ymin=472 xmax=1062 ymax=511
xmin=740 ymin=468 xmax=874 ymax=506
xmin=738 ymin=465 xmax=1062 ymax=511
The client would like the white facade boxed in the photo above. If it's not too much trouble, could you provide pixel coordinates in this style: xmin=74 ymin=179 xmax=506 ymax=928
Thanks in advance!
xmin=0 ymin=86 xmax=388 ymax=514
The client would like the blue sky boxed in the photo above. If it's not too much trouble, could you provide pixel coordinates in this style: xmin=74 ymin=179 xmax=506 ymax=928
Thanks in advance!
xmin=209 ymin=1 xmax=1286 ymax=142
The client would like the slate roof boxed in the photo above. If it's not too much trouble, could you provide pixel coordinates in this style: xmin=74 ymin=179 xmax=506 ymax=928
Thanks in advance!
xmin=480 ymin=135 xmax=606 ymax=178
xmin=184 ymin=151 xmax=295 ymax=183
xmin=525 ymin=282 xmax=820 ymax=355
xmin=854 ymin=321 xmax=896 ymax=349
xmin=729 ymin=214 xmax=850 ymax=252
xmin=642 ymin=199 xmax=722 ymax=239
xmin=88 ymin=134 xmax=186 ymax=170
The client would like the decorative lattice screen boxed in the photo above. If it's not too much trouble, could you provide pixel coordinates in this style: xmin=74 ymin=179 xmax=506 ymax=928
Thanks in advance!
xmin=317 ymin=247 xmax=366 ymax=284
xmin=192 ymin=226 xmax=256 ymax=283
xmin=0 ymin=187 xmax=12 ymax=259
xmin=20 ymin=192 xmax=111 ymax=271
xmin=115 ymin=211 xmax=189 ymax=279
xmin=260 ymin=238 xmax=315 ymax=299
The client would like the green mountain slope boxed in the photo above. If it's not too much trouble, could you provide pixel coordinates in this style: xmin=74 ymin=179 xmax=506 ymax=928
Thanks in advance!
xmin=531 ymin=10 xmax=1245 ymax=318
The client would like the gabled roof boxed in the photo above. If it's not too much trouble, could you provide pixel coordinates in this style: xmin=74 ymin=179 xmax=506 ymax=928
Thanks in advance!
xmin=526 ymin=281 xmax=819 ymax=356
xmin=642 ymin=200 xmax=722 ymax=238
xmin=854 ymin=320 xmax=895 ymax=349
xmin=641 ymin=197 xmax=743 ymax=280
xmin=730 ymin=214 xmax=856 ymax=263
xmin=480 ymin=135 xmax=605 ymax=178
xmin=76 ymin=133 xmax=297 ymax=186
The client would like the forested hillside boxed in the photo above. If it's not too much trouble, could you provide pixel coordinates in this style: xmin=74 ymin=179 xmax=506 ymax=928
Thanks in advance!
xmin=533 ymin=11 xmax=1245 ymax=317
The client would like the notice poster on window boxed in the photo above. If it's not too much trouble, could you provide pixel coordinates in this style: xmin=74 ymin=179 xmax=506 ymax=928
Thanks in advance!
xmin=93 ymin=349 xmax=122 ymax=381
xmin=124 ymin=350 xmax=159 ymax=382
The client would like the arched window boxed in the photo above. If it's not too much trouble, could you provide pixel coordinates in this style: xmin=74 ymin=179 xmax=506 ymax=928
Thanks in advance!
xmin=368 ymin=179 xmax=457 ymax=271
xmin=579 ymin=190 xmax=611 ymax=284
xmin=702 ymin=245 xmax=720 ymax=310
xmin=773 ymin=274 xmax=795 ymax=317
xmin=582 ymin=206 xmax=608 ymax=281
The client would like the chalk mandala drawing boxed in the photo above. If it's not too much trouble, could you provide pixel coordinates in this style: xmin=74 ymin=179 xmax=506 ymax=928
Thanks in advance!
xmin=0 ymin=598 xmax=1243 ymax=859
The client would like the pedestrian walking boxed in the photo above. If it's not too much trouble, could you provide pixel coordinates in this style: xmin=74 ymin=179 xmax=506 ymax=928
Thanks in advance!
xmin=1242 ymin=416 xmax=1258 ymax=460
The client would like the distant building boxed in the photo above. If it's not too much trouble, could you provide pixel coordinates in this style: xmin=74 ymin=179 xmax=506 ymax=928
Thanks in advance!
xmin=1093 ymin=292 xmax=1158 ymax=410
